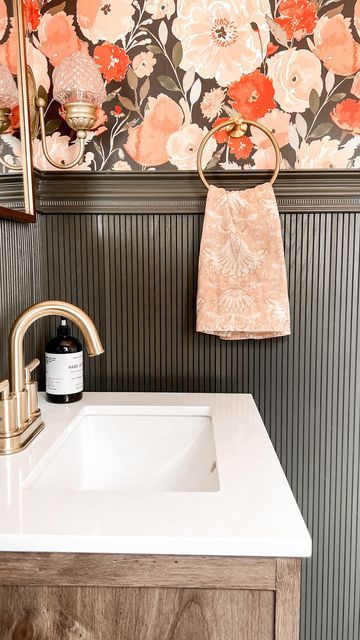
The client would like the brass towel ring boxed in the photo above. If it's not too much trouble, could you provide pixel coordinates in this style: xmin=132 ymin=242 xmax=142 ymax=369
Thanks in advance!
xmin=196 ymin=116 xmax=281 ymax=190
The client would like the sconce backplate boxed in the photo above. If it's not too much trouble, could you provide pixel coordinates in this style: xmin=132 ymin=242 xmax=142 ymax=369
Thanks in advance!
xmin=27 ymin=66 xmax=38 ymax=139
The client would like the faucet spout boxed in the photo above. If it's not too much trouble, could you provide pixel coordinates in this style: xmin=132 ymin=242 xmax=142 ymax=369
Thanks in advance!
xmin=9 ymin=300 xmax=104 ymax=395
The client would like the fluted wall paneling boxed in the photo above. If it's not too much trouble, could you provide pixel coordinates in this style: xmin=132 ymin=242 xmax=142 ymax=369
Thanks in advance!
xmin=0 ymin=210 xmax=359 ymax=640
xmin=0 ymin=219 xmax=41 ymax=380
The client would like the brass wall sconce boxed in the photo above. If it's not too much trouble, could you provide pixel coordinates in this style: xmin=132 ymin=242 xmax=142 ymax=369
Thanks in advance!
xmin=0 ymin=63 xmax=22 ymax=172
xmin=35 ymin=52 xmax=106 ymax=170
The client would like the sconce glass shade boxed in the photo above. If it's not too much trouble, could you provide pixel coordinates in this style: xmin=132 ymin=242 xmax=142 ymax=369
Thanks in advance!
xmin=53 ymin=52 xmax=106 ymax=106
xmin=0 ymin=64 xmax=18 ymax=109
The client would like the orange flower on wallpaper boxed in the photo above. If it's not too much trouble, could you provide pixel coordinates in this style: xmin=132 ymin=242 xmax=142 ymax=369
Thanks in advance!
xmin=213 ymin=119 xmax=253 ymax=161
xmin=94 ymin=43 xmax=130 ymax=83
xmin=124 ymin=94 xmax=183 ymax=166
xmin=275 ymin=0 xmax=317 ymax=41
xmin=266 ymin=43 xmax=279 ymax=57
xmin=330 ymin=99 xmax=360 ymax=135
xmin=313 ymin=15 xmax=360 ymax=76
xmin=228 ymin=70 xmax=276 ymax=120
xmin=24 ymin=0 xmax=41 ymax=33
xmin=0 ymin=0 xmax=7 ymax=41
xmin=37 ymin=12 xmax=87 ymax=67
xmin=228 ymin=136 xmax=253 ymax=160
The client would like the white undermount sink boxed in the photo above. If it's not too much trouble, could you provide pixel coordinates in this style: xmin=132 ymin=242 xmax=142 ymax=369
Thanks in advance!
xmin=23 ymin=405 xmax=219 ymax=492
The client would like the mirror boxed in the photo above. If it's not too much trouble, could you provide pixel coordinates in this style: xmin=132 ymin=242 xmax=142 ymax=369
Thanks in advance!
xmin=0 ymin=0 xmax=35 ymax=221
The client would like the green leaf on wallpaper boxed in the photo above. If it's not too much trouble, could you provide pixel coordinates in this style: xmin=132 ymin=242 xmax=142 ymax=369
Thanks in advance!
xmin=146 ymin=45 xmax=163 ymax=55
xmin=118 ymin=96 xmax=138 ymax=112
xmin=139 ymin=78 xmax=150 ymax=104
xmin=309 ymin=89 xmax=320 ymax=114
xmin=308 ymin=123 xmax=333 ymax=139
xmin=265 ymin=15 xmax=288 ymax=47
xmin=102 ymin=90 xmax=120 ymax=103
xmin=48 ymin=1 xmax=66 ymax=15
xmin=324 ymin=3 xmax=344 ymax=18
xmin=158 ymin=75 xmax=181 ymax=92
xmin=45 ymin=119 xmax=61 ymax=135
xmin=329 ymin=92 xmax=347 ymax=102
xmin=172 ymin=42 xmax=183 ymax=68
xmin=127 ymin=68 xmax=138 ymax=92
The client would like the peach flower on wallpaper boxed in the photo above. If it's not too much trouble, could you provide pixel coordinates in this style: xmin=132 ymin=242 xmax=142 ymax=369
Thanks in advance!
xmin=27 ymin=42 xmax=50 ymax=92
xmin=251 ymin=109 xmax=291 ymax=150
xmin=0 ymin=0 xmax=7 ymax=40
xmin=312 ymin=15 xmax=360 ymax=77
xmin=166 ymin=124 xmax=217 ymax=170
xmin=132 ymin=52 xmax=156 ymax=78
xmin=267 ymin=48 xmax=322 ymax=113
xmin=36 ymin=12 xmax=87 ymax=67
xmin=356 ymin=0 xmax=360 ymax=38
xmin=32 ymin=133 xmax=93 ymax=171
xmin=295 ymin=137 xmax=360 ymax=169
xmin=124 ymin=94 xmax=184 ymax=166
xmin=200 ymin=88 xmax=226 ymax=121
xmin=172 ymin=0 xmax=270 ymax=86
xmin=0 ymin=19 xmax=17 ymax=74
xmin=77 ymin=0 xmax=135 ymax=45
xmin=145 ymin=0 xmax=175 ymax=20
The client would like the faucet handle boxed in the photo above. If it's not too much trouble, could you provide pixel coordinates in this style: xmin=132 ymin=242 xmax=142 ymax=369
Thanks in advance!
xmin=24 ymin=358 xmax=40 ymax=417
xmin=25 ymin=358 xmax=40 ymax=383
xmin=0 ymin=380 xmax=16 ymax=436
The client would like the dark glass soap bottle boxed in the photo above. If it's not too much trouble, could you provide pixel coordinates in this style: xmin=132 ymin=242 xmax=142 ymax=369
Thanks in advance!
xmin=45 ymin=318 xmax=83 ymax=404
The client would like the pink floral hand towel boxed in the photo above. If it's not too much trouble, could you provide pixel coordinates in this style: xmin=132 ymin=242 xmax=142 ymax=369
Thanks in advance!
xmin=196 ymin=183 xmax=290 ymax=340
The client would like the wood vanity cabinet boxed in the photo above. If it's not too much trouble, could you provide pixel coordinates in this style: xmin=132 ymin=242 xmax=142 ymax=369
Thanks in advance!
xmin=0 ymin=553 xmax=300 ymax=639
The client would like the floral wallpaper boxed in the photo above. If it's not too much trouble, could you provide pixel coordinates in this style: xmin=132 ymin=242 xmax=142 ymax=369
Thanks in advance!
xmin=0 ymin=0 xmax=20 ymax=173
xmin=2 ymin=0 xmax=360 ymax=171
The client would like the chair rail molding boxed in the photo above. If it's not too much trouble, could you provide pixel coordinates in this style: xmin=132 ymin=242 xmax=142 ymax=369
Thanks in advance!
xmin=33 ymin=169 xmax=360 ymax=214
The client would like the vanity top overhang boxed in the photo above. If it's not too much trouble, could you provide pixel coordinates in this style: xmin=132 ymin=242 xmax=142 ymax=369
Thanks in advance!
xmin=0 ymin=392 xmax=311 ymax=557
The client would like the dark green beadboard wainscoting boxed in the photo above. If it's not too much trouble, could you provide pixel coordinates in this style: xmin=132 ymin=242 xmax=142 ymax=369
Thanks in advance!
xmin=1 ymin=170 xmax=360 ymax=640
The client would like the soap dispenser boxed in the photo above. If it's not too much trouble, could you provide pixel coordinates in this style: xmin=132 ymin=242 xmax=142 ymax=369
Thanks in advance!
xmin=45 ymin=317 xmax=83 ymax=403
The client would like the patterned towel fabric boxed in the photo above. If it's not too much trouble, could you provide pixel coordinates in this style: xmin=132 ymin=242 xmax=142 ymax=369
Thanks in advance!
xmin=196 ymin=182 xmax=290 ymax=340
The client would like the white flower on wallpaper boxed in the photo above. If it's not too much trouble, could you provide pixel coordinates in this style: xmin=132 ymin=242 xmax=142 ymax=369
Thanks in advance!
xmin=172 ymin=0 xmax=271 ymax=86
xmin=2 ymin=0 xmax=360 ymax=171
xmin=267 ymin=49 xmax=323 ymax=113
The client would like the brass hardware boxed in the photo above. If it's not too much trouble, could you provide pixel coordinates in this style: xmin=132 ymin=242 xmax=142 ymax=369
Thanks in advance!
xmin=25 ymin=358 xmax=40 ymax=418
xmin=27 ymin=66 xmax=38 ymax=140
xmin=0 ymin=380 xmax=17 ymax=436
xmin=196 ymin=115 xmax=281 ymax=190
xmin=63 ymin=102 xmax=97 ymax=131
xmin=12 ymin=0 xmax=36 ymax=217
xmin=0 ymin=300 xmax=104 ymax=455
xmin=36 ymin=96 xmax=87 ymax=169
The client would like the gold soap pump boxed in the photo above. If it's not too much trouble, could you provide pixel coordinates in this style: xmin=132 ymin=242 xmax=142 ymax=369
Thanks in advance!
xmin=0 ymin=301 xmax=104 ymax=455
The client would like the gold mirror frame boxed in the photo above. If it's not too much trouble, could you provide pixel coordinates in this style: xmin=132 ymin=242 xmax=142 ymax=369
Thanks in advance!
xmin=0 ymin=0 xmax=36 ymax=222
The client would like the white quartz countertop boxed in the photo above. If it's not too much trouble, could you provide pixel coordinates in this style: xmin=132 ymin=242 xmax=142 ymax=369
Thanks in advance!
xmin=0 ymin=392 xmax=311 ymax=557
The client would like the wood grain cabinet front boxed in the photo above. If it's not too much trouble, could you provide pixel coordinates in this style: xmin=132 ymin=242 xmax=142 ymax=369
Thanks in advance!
xmin=0 ymin=554 xmax=301 ymax=640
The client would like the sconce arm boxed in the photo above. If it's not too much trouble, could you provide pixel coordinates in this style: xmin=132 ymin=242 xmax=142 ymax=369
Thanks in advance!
xmin=36 ymin=98 xmax=86 ymax=170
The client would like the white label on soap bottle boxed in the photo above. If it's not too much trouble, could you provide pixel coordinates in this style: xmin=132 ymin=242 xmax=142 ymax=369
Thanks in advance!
xmin=45 ymin=352 xmax=83 ymax=395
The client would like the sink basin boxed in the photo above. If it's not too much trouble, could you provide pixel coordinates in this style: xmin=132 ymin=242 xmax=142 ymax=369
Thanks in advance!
xmin=23 ymin=405 xmax=219 ymax=492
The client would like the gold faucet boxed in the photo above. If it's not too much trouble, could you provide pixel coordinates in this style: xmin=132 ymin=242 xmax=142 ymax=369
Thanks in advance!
xmin=0 ymin=301 xmax=104 ymax=455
